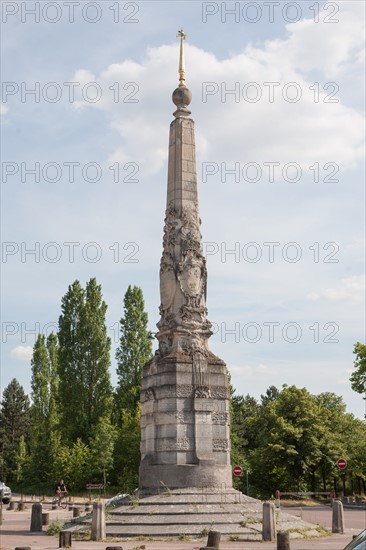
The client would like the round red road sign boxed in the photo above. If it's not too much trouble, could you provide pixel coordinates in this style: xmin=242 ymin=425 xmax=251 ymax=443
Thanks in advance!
xmin=233 ymin=466 xmax=243 ymax=477
xmin=337 ymin=458 xmax=347 ymax=470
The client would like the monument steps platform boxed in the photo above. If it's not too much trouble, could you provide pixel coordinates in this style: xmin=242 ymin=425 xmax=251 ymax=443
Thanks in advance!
xmin=65 ymin=489 xmax=324 ymax=540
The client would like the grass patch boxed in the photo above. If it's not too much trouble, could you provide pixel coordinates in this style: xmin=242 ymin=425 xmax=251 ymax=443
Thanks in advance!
xmin=229 ymin=534 xmax=239 ymax=541
xmin=46 ymin=521 xmax=63 ymax=536
xmin=72 ymin=528 xmax=91 ymax=541
xmin=241 ymin=515 xmax=257 ymax=527
xmin=179 ymin=533 xmax=190 ymax=540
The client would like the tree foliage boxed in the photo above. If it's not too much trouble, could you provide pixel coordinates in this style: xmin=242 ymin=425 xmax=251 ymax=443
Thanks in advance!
xmin=29 ymin=333 xmax=60 ymax=482
xmin=350 ymin=342 xmax=366 ymax=399
xmin=0 ymin=379 xmax=31 ymax=482
xmin=58 ymin=278 xmax=112 ymax=443
xmin=115 ymin=285 xmax=153 ymax=411
xmin=112 ymin=405 xmax=141 ymax=492
xmin=89 ymin=416 xmax=117 ymax=487
xmin=231 ymin=384 xmax=366 ymax=498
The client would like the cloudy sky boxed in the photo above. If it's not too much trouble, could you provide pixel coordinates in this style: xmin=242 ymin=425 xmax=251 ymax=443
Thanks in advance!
xmin=1 ymin=1 xmax=365 ymax=418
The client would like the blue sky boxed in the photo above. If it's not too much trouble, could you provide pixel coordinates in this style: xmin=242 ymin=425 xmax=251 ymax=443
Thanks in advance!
xmin=1 ymin=1 xmax=365 ymax=418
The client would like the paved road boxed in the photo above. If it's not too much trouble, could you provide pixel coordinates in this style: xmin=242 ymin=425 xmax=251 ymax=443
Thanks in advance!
xmin=0 ymin=502 xmax=364 ymax=550
xmin=285 ymin=505 xmax=366 ymax=530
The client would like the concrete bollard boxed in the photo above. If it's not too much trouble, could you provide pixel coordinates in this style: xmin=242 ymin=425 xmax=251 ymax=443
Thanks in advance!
xmin=204 ymin=529 xmax=221 ymax=548
xmin=332 ymin=500 xmax=345 ymax=533
xmin=59 ymin=531 xmax=72 ymax=547
xmin=91 ymin=501 xmax=105 ymax=541
xmin=263 ymin=502 xmax=277 ymax=541
xmin=42 ymin=512 xmax=50 ymax=526
xmin=18 ymin=501 xmax=25 ymax=511
xmin=8 ymin=501 xmax=16 ymax=510
xmin=73 ymin=507 xmax=80 ymax=518
xmin=30 ymin=503 xmax=43 ymax=532
xmin=277 ymin=531 xmax=290 ymax=550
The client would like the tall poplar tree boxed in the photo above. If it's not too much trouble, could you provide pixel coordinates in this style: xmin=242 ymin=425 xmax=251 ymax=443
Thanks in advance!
xmin=115 ymin=285 xmax=153 ymax=411
xmin=58 ymin=278 xmax=112 ymax=443
xmin=0 ymin=379 xmax=30 ymax=482
xmin=29 ymin=333 xmax=60 ymax=481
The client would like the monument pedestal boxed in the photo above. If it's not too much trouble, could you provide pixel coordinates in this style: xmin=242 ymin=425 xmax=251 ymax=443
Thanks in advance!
xmin=140 ymin=352 xmax=232 ymax=492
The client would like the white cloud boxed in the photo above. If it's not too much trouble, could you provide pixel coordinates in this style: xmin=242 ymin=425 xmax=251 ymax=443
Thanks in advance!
xmin=10 ymin=346 xmax=33 ymax=362
xmin=69 ymin=14 xmax=364 ymax=176
xmin=307 ymin=275 xmax=365 ymax=304
xmin=257 ymin=2 xmax=365 ymax=78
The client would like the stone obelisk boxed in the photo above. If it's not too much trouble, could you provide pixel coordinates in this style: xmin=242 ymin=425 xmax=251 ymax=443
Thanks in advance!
xmin=139 ymin=31 xmax=232 ymax=492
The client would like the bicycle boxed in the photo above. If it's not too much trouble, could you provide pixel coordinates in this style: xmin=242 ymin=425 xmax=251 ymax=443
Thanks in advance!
xmin=56 ymin=490 xmax=68 ymax=509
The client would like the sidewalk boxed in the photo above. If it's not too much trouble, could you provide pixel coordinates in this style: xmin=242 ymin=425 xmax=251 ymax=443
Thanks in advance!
xmin=0 ymin=503 xmax=361 ymax=550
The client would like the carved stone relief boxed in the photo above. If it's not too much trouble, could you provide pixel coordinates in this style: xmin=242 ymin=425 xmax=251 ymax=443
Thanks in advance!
xmin=194 ymin=386 xmax=211 ymax=398
xmin=213 ymin=439 xmax=230 ymax=451
xmin=157 ymin=199 xmax=212 ymax=358
xmin=156 ymin=438 xmax=194 ymax=452
xmin=212 ymin=412 xmax=230 ymax=425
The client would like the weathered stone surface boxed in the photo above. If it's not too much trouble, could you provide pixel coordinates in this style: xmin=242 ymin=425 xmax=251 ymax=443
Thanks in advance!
xmin=59 ymin=531 xmax=72 ymax=547
xmin=30 ymin=503 xmax=42 ymax=532
xmin=64 ymin=488 xmax=324 ymax=540
xmin=263 ymin=502 xmax=276 ymax=541
xmin=91 ymin=502 xmax=105 ymax=541
xmin=277 ymin=531 xmax=291 ymax=550
xmin=332 ymin=500 xmax=345 ymax=533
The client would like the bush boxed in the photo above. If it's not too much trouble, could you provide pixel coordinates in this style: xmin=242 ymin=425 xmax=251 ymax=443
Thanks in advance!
xmin=46 ymin=521 xmax=63 ymax=536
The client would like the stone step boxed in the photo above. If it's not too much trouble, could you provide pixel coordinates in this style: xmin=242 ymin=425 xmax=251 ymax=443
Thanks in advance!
xmin=110 ymin=506 xmax=259 ymax=516
xmin=105 ymin=522 xmax=262 ymax=537
xmin=107 ymin=515 xmax=253 ymax=525
xmin=64 ymin=489 xmax=322 ymax=541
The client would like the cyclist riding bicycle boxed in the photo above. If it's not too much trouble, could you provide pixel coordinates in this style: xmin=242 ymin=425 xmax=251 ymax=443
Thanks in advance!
xmin=55 ymin=479 xmax=67 ymax=506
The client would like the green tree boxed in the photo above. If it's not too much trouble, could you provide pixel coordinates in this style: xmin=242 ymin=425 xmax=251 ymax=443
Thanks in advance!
xmin=29 ymin=333 xmax=60 ymax=482
xmin=248 ymin=386 xmax=328 ymax=496
xmin=230 ymin=389 xmax=259 ymax=493
xmin=113 ymin=405 xmax=141 ymax=492
xmin=115 ymin=285 xmax=153 ymax=411
xmin=350 ymin=342 xmax=366 ymax=400
xmin=15 ymin=435 xmax=28 ymax=482
xmin=0 ymin=379 xmax=31 ymax=482
xmin=89 ymin=416 xmax=117 ymax=487
xmin=54 ymin=438 xmax=92 ymax=491
xmin=58 ymin=278 xmax=112 ymax=443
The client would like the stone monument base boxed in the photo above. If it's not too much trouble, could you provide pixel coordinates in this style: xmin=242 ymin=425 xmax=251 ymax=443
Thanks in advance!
xmin=140 ymin=351 xmax=232 ymax=491
xmin=139 ymin=463 xmax=232 ymax=492
xmin=64 ymin=488 xmax=326 ymax=540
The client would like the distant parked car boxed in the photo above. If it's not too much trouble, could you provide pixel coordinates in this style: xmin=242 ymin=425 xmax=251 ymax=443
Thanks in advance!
xmin=0 ymin=482 xmax=12 ymax=504
xmin=343 ymin=529 xmax=366 ymax=550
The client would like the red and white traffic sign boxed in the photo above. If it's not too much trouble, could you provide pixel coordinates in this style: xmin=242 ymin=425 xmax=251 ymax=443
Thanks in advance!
xmin=337 ymin=458 xmax=347 ymax=470
xmin=233 ymin=465 xmax=243 ymax=477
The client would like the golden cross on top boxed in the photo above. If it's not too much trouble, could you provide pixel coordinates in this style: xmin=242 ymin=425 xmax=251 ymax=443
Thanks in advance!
xmin=177 ymin=29 xmax=187 ymax=87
